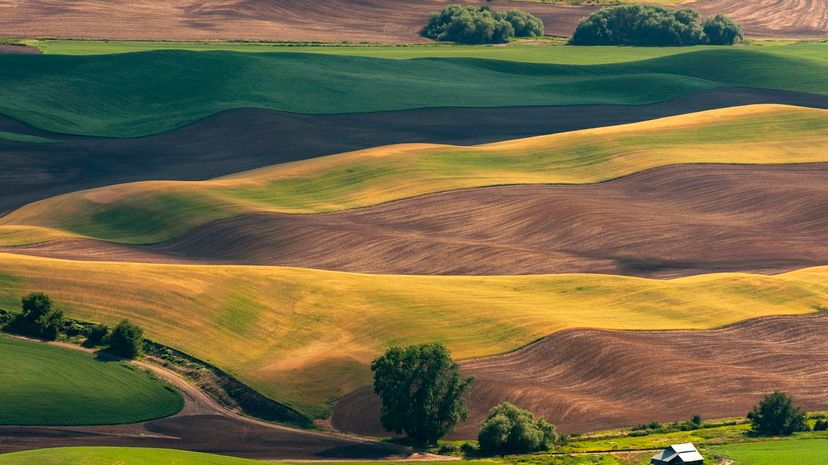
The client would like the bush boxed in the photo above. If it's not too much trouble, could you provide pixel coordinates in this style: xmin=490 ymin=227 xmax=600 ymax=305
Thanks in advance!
xmin=7 ymin=292 xmax=64 ymax=340
xmin=478 ymin=403 xmax=557 ymax=454
xmin=747 ymin=391 xmax=809 ymax=436
xmin=422 ymin=5 xmax=544 ymax=44
xmin=106 ymin=319 xmax=143 ymax=359
xmin=703 ymin=14 xmax=743 ymax=45
xmin=84 ymin=324 xmax=109 ymax=347
xmin=814 ymin=419 xmax=828 ymax=431
xmin=570 ymin=5 xmax=740 ymax=46
xmin=371 ymin=343 xmax=474 ymax=445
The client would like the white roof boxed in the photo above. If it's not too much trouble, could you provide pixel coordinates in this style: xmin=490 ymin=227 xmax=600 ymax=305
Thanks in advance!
xmin=652 ymin=443 xmax=702 ymax=463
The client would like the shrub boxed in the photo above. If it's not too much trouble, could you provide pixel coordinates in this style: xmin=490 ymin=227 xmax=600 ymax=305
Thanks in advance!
xmin=814 ymin=419 xmax=828 ymax=431
xmin=690 ymin=414 xmax=703 ymax=427
xmin=422 ymin=5 xmax=544 ymax=44
xmin=478 ymin=402 xmax=557 ymax=454
xmin=106 ymin=319 xmax=144 ymax=359
xmin=7 ymin=292 xmax=64 ymax=340
xmin=747 ymin=391 xmax=808 ymax=436
xmin=570 ymin=5 xmax=740 ymax=46
xmin=371 ymin=343 xmax=474 ymax=445
xmin=703 ymin=14 xmax=743 ymax=45
xmin=84 ymin=324 xmax=109 ymax=347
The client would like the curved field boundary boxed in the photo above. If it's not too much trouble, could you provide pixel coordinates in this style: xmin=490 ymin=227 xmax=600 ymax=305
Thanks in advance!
xmin=3 ymin=104 xmax=826 ymax=245
xmin=0 ymin=88 xmax=826 ymax=216
xmin=333 ymin=312 xmax=828 ymax=438
xmin=0 ymin=47 xmax=826 ymax=137
xmin=5 ymin=163 xmax=828 ymax=278
xmin=0 ymin=252 xmax=827 ymax=417
xmin=0 ymin=339 xmax=406 ymax=460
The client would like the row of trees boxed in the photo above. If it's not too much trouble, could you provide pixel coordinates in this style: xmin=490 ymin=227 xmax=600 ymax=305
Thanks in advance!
xmin=372 ymin=343 xmax=818 ymax=454
xmin=571 ymin=5 xmax=742 ymax=46
xmin=421 ymin=5 xmax=544 ymax=44
xmin=3 ymin=292 xmax=144 ymax=359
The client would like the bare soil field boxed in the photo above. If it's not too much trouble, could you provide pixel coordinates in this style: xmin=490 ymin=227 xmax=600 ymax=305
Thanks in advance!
xmin=0 ymin=0 xmax=823 ymax=41
xmin=684 ymin=0 xmax=828 ymax=38
xmin=0 ymin=0 xmax=596 ymax=42
xmin=9 ymin=163 xmax=828 ymax=278
xmin=0 ymin=87 xmax=825 ymax=215
xmin=333 ymin=312 xmax=828 ymax=438
xmin=0 ymin=45 xmax=38 ymax=54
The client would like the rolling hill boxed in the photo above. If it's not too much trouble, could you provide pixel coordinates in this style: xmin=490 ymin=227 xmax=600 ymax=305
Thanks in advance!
xmin=0 ymin=252 xmax=826 ymax=417
xmin=0 ymin=46 xmax=826 ymax=137
xmin=1 ymin=104 xmax=825 ymax=247
xmin=0 ymin=335 xmax=182 ymax=425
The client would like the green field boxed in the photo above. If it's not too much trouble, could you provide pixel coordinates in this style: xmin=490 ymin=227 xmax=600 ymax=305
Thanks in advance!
xmin=0 ymin=131 xmax=56 ymax=144
xmin=3 ymin=104 xmax=824 ymax=245
xmin=0 ymin=44 xmax=826 ymax=136
xmin=0 ymin=335 xmax=183 ymax=425
xmin=0 ymin=448 xmax=270 ymax=465
xmin=712 ymin=438 xmax=828 ymax=464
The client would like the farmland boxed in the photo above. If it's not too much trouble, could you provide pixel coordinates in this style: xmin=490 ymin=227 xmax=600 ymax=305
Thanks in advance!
xmin=1 ymin=104 xmax=825 ymax=246
xmin=0 ymin=252 xmax=827 ymax=417
xmin=0 ymin=335 xmax=182 ymax=425
xmin=0 ymin=45 xmax=826 ymax=137
xmin=0 ymin=0 xmax=826 ymax=462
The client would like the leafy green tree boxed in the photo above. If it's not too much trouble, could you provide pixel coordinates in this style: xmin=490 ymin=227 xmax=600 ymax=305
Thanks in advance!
xmin=478 ymin=402 xmax=557 ymax=454
xmin=371 ymin=343 xmax=474 ymax=444
xmin=422 ymin=5 xmax=543 ymax=44
xmin=11 ymin=292 xmax=63 ymax=340
xmin=703 ymin=14 xmax=743 ymax=45
xmin=747 ymin=391 xmax=808 ymax=436
xmin=570 ymin=5 xmax=737 ymax=46
xmin=814 ymin=419 xmax=828 ymax=431
xmin=84 ymin=324 xmax=109 ymax=347
xmin=107 ymin=319 xmax=144 ymax=359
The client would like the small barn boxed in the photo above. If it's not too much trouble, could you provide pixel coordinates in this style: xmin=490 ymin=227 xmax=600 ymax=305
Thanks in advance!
xmin=651 ymin=443 xmax=704 ymax=465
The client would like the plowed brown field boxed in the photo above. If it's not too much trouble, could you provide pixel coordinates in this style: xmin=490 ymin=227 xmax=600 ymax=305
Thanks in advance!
xmin=8 ymin=163 xmax=828 ymax=278
xmin=332 ymin=312 xmax=828 ymax=438
xmin=0 ymin=0 xmax=823 ymax=41
xmin=0 ymin=0 xmax=596 ymax=41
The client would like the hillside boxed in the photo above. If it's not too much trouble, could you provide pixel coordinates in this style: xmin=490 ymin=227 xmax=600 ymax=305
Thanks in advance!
xmin=0 ymin=0 xmax=824 ymax=42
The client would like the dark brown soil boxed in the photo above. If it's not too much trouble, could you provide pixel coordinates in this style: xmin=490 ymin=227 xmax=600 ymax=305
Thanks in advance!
xmin=0 ymin=415 xmax=406 ymax=459
xmin=10 ymin=163 xmax=828 ymax=279
xmin=1 ymin=87 xmax=826 ymax=215
xmin=332 ymin=313 xmax=828 ymax=438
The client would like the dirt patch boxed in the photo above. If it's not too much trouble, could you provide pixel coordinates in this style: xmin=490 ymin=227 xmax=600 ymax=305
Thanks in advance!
xmin=1 ymin=87 xmax=826 ymax=216
xmin=9 ymin=163 xmax=828 ymax=278
xmin=683 ymin=0 xmax=828 ymax=38
xmin=0 ymin=44 xmax=39 ymax=54
xmin=332 ymin=312 xmax=828 ymax=438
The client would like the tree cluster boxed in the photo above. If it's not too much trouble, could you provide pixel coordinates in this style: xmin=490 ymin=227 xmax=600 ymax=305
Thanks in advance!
xmin=6 ymin=292 xmax=64 ymax=340
xmin=747 ymin=391 xmax=809 ymax=436
xmin=422 ymin=5 xmax=544 ymax=44
xmin=478 ymin=402 xmax=557 ymax=454
xmin=570 ymin=5 xmax=742 ymax=46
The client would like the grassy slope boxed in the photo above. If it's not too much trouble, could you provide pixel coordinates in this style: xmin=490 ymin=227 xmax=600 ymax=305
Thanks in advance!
xmin=0 ymin=44 xmax=826 ymax=136
xmin=712 ymin=438 xmax=828 ymax=464
xmin=0 ymin=335 xmax=182 ymax=425
xmin=2 ymin=104 xmax=825 ymax=245
xmin=0 ymin=253 xmax=826 ymax=417
xmin=0 ymin=448 xmax=270 ymax=465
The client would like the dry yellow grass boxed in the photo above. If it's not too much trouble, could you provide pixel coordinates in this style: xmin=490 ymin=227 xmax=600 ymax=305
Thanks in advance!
xmin=0 ymin=252 xmax=825 ymax=416
xmin=1 ymin=104 xmax=826 ymax=245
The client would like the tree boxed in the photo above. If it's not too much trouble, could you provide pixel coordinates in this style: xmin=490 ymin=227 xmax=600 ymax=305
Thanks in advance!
xmin=690 ymin=414 xmax=703 ymax=427
xmin=421 ymin=5 xmax=543 ymax=44
xmin=814 ymin=419 xmax=828 ymax=431
xmin=703 ymin=14 xmax=743 ymax=45
xmin=371 ymin=343 xmax=474 ymax=444
xmin=570 ymin=5 xmax=739 ymax=46
xmin=11 ymin=292 xmax=63 ymax=340
xmin=84 ymin=324 xmax=109 ymax=347
xmin=478 ymin=402 xmax=557 ymax=454
xmin=107 ymin=319 xmax=143 ymax=359
xmin=747 ymin=391 xmax=808 ymax=436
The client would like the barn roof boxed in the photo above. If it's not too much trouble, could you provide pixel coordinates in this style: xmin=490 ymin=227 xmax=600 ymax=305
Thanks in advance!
xmin=652 ymin=443 xmax=703 ymax=463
